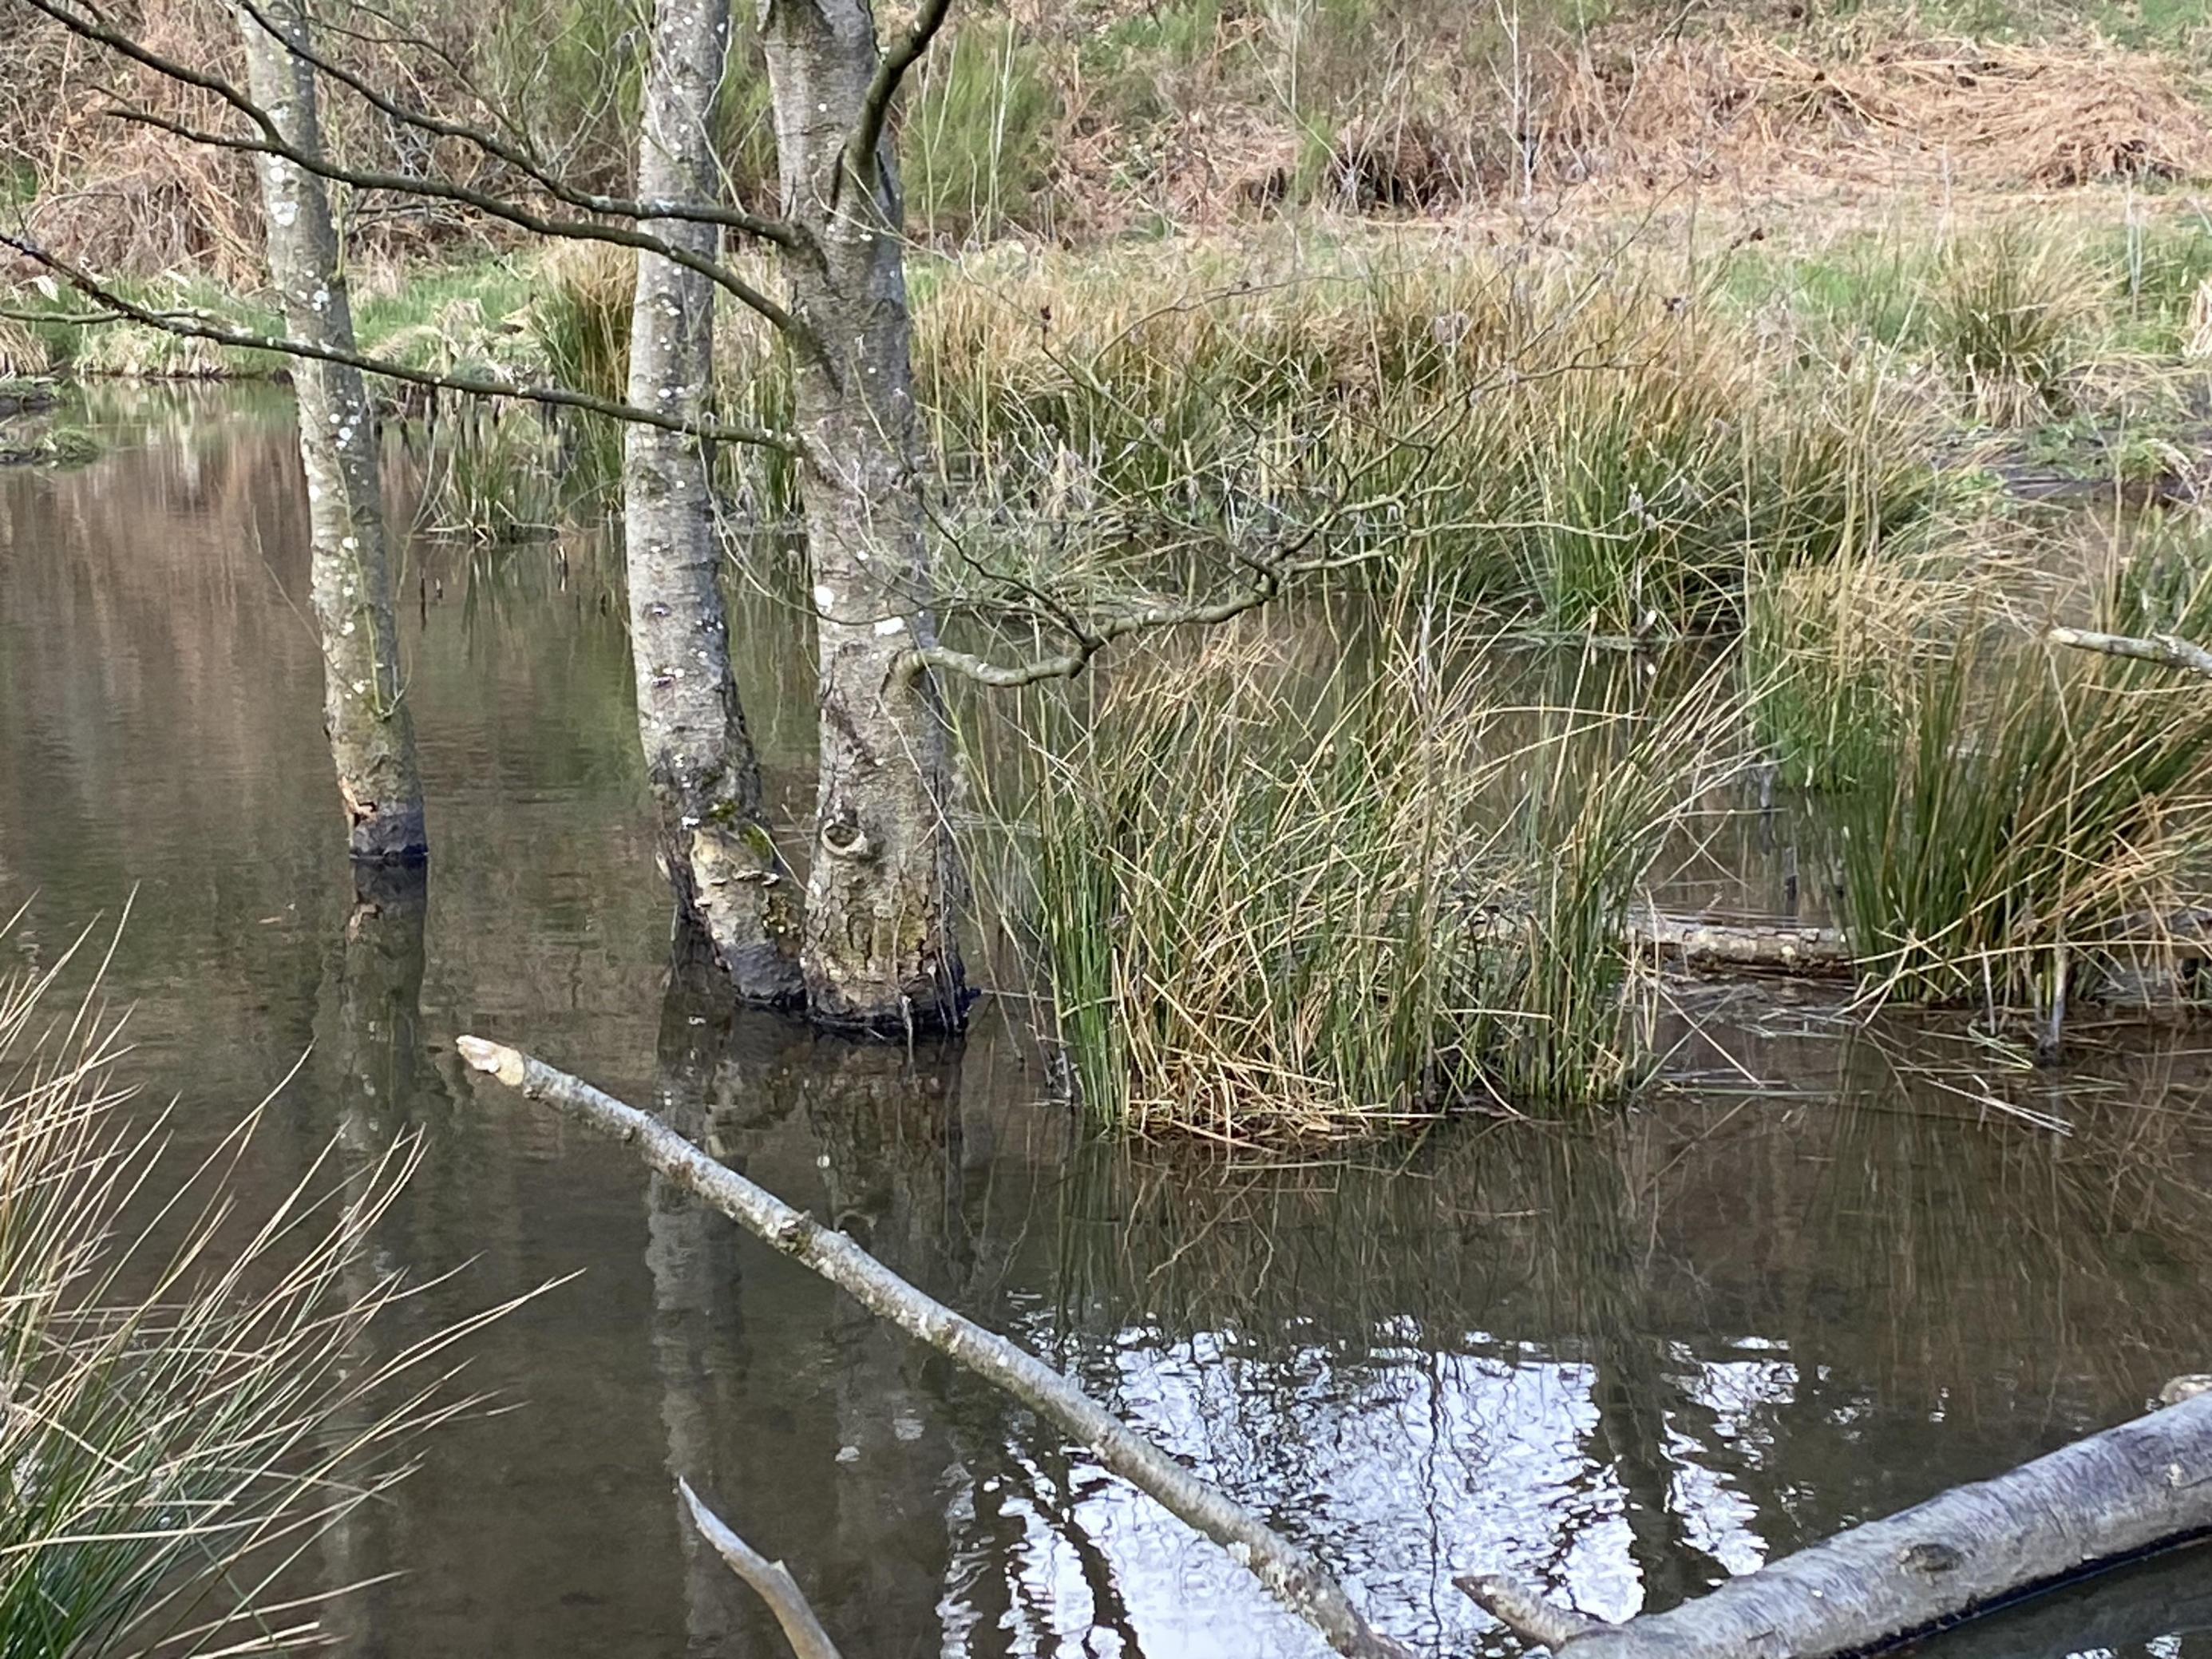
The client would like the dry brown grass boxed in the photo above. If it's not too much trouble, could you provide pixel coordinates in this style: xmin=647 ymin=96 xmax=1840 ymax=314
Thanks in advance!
xmin=1543 ymin=25 xmax=2212 ymax=204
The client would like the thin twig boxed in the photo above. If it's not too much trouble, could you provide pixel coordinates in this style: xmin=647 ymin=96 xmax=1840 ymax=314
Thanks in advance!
xmin=14 ymin=0 xmax=801 ymax=340
xmin=841 ymin=0 xmax=954 ymax=208
xmin=0 ymin=236 xmax=804 ymax=454
xmin=677 ymin=1481 xmax=845 ymax=1659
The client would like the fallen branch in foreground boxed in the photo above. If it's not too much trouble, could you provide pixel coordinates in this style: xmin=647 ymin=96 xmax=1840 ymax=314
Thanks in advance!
xmin=1462 ymin=1387 xmax=2212 ymax=1657
xmin=2047 ymin=624 xmax=2212 ymax=679
xmin=454 ymin=1036 xmax=1409 ymax=1659
xmin=461 ymin=1035 xmax=2212 ymax=1659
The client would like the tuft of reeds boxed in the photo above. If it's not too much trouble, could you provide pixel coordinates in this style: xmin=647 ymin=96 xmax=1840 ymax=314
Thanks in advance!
xmin=973 ymin=607 xmax=1735 ymax=1142
xmin=916 ymin=245 xmax=1939 ymax=636
xmin=1838 ymin=613 xmax=2212 ymax=1008
xmin=0 ymin=925 xmax=512 ymax=1656
xmin=1928 ymin=223 xmax=2101 ymax=426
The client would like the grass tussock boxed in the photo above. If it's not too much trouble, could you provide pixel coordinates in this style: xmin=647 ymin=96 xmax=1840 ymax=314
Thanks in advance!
xmin=0 ymin=928 xmax=510 ymax=1656
xmin=919 ymin=245 xmax=1940 ymax=635
xmin=1929 ymin=224 xmax=2103 ymax=425
xmin=1838 ymin=613 xmax=2212 ymax=1008
xmin=979 ymin=609 xmax=1734 ymax=1143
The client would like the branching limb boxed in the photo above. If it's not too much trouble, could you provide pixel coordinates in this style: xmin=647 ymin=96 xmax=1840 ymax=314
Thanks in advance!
xmin=2045 ymin=624 xmax=2212 ymax=679
xmin=0 ymin=236 xmax=804 ymax=454
xmin=840 ymin=0 xmax=953 ymax=208
xmin=677 ymin=1481 xmax=845 ymax=1659
xmin=230 ymin=0 xmax=803 ymax=251
xmin=1454 ymin=1573 xmax=1607 ymax=1651
xmin=14 ymin=0 xmax=803 ymax=339
xmin=456 ymin=1037 xmax=1411 ymax=1659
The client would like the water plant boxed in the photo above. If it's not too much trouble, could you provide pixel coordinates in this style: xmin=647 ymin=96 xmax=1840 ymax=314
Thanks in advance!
xmin=976 ymin=606 xmax=1734 ymax=1141
xmin=0 ymin=931 xmax=508 ymax=1657
xmin=1838 ymin=614 xmax=2212 ymax=1008
xmin=1928 ymin=222 xmax=2102 ymax=425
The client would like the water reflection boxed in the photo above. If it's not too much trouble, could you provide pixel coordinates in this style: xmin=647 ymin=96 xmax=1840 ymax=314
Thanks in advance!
xmin=2 ymin=391 xmax=2211 ymax=1657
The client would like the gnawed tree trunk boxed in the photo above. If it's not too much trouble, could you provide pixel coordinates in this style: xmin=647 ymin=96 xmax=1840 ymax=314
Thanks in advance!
xmin=1462 ymin=1388 xmax=2212 ymax=1657
xmin=236 ymin=0 xmax=425 ymax=863
xmin=760 ymin=0 xmax=968 ymax=1033
xmin=627 ymin=0 xmax=803 ymax=1003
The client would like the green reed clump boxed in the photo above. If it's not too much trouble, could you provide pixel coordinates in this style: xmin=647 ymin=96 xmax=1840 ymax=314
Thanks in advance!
xmin=1838 ymin=617 xmax=2212 ymax=1005
xmin=1746 ymin=553 xmax=1966 ymax=789
xmin=1929 ymin=223 xmax=2101 ymax=425
xmin=979 ymin=612 xmax=1726 ymax=1141
xmin=905 ymin=19 xmax=1061 ymax=243
xmin=0 ymin=937 xmax=503 ymax=1658
xmin=916 ymin=248 xmax=1938 ymax=636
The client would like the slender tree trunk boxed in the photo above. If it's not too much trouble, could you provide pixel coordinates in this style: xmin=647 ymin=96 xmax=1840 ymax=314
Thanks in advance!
xmin=760 ymin=0 xmax=968 ymax=1033
xmin=236 ymin=0 xmax=425 ymax=864
xmin=627 ymin=0 xmax=803 ymax=1003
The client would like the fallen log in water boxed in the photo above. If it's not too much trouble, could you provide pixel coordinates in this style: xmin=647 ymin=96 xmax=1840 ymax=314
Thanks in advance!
xmin=461 ymin=1035 xmax=2212 ymax=1659
xmin=1462 ymin=1388 xmax=2212 ymax=1657
xmin=455 ymin=1036 xmax=1410 ymax=1659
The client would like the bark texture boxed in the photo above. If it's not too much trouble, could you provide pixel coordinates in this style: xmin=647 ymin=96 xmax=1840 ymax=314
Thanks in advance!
xmin=760 ymin=0 xmax=968 ymax=1031
xmin=626 ymin=0 xmax=802 ymax=1001
xmin=237 ymin=0 xmax=425 ymax=862
xmin=457 ymin=1037 xmax=1407 ymax=1659
xmin=1465 ymin=1390 xmax=2212 ymax=1658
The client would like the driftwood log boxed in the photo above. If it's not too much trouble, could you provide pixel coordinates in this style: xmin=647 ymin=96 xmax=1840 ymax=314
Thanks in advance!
xmin=462 ymin=1036 xmax=2212 ymax=1659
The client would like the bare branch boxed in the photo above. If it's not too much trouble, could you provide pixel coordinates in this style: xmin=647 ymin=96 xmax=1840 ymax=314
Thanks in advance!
xmin=456 ymin=1035 xmax=1411 ymax=1659
xmin=1454 ymin=1573 xmax=1607 ymax=1651
xmin=14 ymin=0 xmax=804 ymax=341
xmin=840 ymin=0 xmax=953 ymax=208
xmin=0 ymin=236 xmax=804 ymax=455
xmin=678 ymin=1481 xmax=845 ymax=1659
xmin=2045 ymin=624 xmax=2212 ymax=679
xmin=230 ymin=0 xmax=804 ymax=251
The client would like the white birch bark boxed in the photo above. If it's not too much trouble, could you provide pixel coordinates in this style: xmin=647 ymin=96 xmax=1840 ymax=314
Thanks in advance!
xmin=759 ymin=0 xmax=968 ymax=1032
xmin=627 ymin=0 xmax=803 ymax=1001
xmin=236 ymin=0 xmax=425 ymax=863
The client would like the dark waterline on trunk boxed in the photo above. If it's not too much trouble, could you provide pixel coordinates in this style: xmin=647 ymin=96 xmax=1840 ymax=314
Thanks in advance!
xmin=2 ymin=390 xmax=2211 ymax=1657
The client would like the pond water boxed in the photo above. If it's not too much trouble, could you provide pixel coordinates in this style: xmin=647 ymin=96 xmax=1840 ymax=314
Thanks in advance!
xmin=3 ymin=392 xmax=2211 ymax=1658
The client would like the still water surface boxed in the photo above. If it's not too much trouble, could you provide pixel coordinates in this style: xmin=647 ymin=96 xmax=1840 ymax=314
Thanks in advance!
xmin=2 ymin=393 xmax=2210 ymax=1657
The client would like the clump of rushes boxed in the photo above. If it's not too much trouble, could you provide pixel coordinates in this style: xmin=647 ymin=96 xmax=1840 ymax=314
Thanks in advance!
xmin=1838 ymin=614 xmax=2212 ymax=1008
xmin=1928 ymin=221 xmax=2101 ymax=426
xmin=914 ymin=245 xmax=1938 ymax=636
xmin=0 ymin=932 xmax=508 ymax=1657
xmin=1746 ymin=552 xmax=1966 ymax=790
xmin=977 ymin=608 xmax=1732 ymax=1142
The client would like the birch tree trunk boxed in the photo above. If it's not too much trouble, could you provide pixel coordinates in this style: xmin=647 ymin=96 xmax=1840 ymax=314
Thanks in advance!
xmin=760 ymin=0 xmax=968 ymax=1033
xmin=236 ymin=0 xmax=425 ymax=863
xmin=627 ymin=0 xmax=804 ymax=1003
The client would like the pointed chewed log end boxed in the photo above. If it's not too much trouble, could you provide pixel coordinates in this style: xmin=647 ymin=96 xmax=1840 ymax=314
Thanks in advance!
xmin=457 ymin=1035 xmax=526 ymax=1087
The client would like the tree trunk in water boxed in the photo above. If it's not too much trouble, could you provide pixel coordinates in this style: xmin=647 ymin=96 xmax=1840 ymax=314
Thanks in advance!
xmin=236 ymin=1 xmax=425 ymax=863
xmin=761 ymin=0 xmax=968 ymax=1033
xmin=627 ymin=0 xmax=803 ymax=1003
xmin=1464 ymin=1392 xmax=2212 ymax=1657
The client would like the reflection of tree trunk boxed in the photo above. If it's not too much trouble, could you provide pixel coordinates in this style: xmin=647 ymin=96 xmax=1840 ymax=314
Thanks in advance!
xmin=1907 ymin=1540 xmax=2212 ymax=1659
xmin=309 ymin=865 xmax=433 ymax=1657
xmin=647 ymin=986 xmax=963 ymax=1657
xmin=759 ymin=2 xmax=967 ymax=1031
xmin=648 ymin=977 xmax=751 ymax=1655
xmin=624 ymin=0 xmax=801 ymax=1004
xmin=1538 ymin=1137 xmax=1731 ymax=1613
xmin=235 ymin=0 xmax=426 ymax=863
